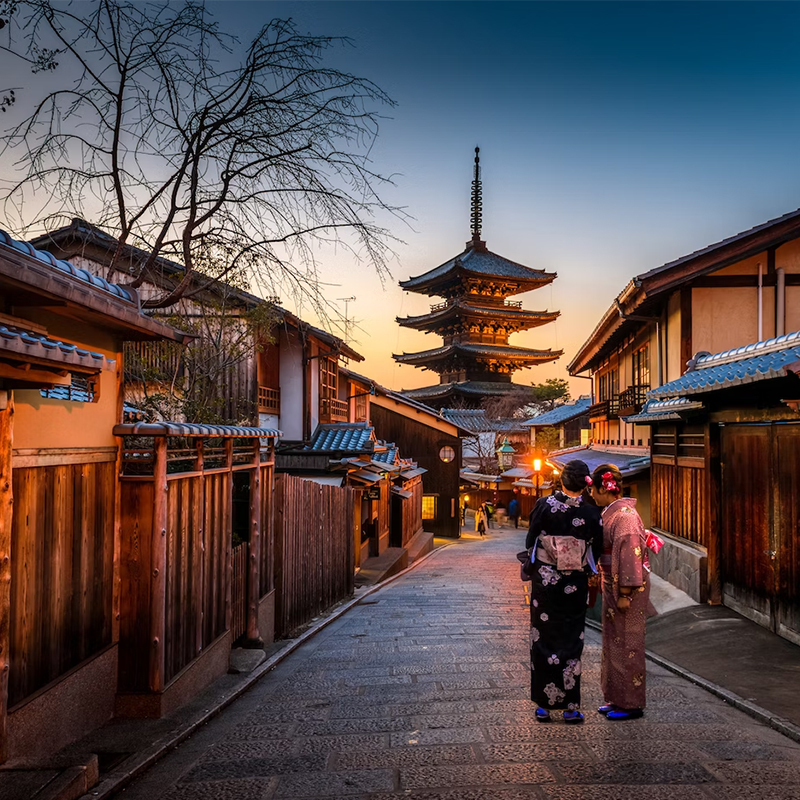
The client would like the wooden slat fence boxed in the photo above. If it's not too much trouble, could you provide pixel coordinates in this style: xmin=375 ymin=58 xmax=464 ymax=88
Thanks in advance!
xmin=231 ymin=543 xmax=248 ymax=642
xmin=651 ymin=461 xmax=708 ymax=546
xmin=274 ymin=474 xmax=355 ymax=638
xmin=9 ymin=460 xmax=115 ymax=707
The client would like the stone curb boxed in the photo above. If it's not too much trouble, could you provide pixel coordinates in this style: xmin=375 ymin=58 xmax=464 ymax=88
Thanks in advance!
xmin=78 ymin=541 xmax=456 ymax=800
xmin=586 ymin=619 xmax=800 ymax=745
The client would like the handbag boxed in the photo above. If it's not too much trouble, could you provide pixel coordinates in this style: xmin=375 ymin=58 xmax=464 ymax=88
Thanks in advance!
xmin=516 ymin=545 xmax=535 ymax=582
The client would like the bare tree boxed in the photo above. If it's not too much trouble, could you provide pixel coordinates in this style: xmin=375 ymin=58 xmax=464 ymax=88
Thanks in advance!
xmin=0 ymin=0 xmax=400 ymax=309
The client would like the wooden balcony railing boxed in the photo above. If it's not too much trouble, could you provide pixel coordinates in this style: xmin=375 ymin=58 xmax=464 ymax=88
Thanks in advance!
xmin=588 ymin=396 xmax=620 ymax=421
xmin=258 ymin=385 xmax=280 ymax=415
xmin=320 ymin=396 xmax=348 ymax=422
xmin=618 ymin=384 xmax=650 ymax=416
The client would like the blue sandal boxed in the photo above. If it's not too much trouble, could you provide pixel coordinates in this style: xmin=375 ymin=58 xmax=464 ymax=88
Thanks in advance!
xmin=563 ymin=710 xmax=584 ymax=724
xmin=606 ymin=708 xmax=644 ymax=721
xmin=535 ymin=707 xmax=551 ymax=722
xmin=597 ymin=703 xmax=616 ymax=715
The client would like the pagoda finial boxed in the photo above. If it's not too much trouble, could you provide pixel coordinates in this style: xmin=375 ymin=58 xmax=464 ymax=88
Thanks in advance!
xmin=470 ymin=146 xmax=483 ymax=246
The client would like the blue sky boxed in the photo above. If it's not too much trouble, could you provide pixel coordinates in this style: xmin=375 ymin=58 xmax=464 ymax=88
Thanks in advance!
xmin=11 ymin=1 xmax=800 ymax=395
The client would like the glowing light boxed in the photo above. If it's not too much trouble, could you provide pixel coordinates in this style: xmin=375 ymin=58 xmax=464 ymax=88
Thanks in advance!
xmin=533 ymin=458 xmax=542 ymax=472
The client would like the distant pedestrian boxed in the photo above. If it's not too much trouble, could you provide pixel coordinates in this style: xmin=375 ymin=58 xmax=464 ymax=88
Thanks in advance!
xmin=461 ymin=499 xmax=469 ymax=526
xmin=476 ymin=503 xmax=488 ymax=537
xmin=526 ymin=459 xmax=602 ymax=724
xmin=485 ymin=501 xmax=495 ymax=529
xmin=587 ymin=464 xmax=650 ymax=721
xmin=508 ymin=496 xmax=521 ymax=529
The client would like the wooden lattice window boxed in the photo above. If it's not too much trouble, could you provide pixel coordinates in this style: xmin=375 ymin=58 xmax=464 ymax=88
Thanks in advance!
xmin=320 ymin=356 xmax=337 ymax=403
xmin=632 ymin=345 xmax=650 ymax=388
xmin=422 ymin=494 xmax=438 ymax=521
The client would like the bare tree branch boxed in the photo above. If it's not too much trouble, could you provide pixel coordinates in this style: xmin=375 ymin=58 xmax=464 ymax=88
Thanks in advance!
xmin=0 ymin=1 xmax=403 ymax=308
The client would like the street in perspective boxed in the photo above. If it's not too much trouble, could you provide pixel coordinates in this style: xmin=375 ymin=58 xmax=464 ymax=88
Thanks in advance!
xmin=112 ymin=525 xmax=800 ymax=800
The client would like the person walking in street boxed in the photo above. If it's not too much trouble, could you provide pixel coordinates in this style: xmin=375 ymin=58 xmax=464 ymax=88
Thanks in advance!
xmin=587 ymin=463 xmax=650 ymax=721
xmin=525 ymin=459 xmax=602 ymax=724
xmin=476 ymin=503 xmax=488 ymax=537
xmin=508 ymin=495 xmax=521 ymax=529
xmin=461 ymin=498 xmax=469 ymax=526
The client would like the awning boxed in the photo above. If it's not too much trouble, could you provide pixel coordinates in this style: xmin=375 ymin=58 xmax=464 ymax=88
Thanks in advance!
xmin=398 ymin=466 xmax=427 ymax=479
xmin=391 ymin=486 xmax=413 ymax=499
xmin=114 ymin=422 xmax=281 ymax=438
xmin=348 ymin=469 xmax=383 ymax=485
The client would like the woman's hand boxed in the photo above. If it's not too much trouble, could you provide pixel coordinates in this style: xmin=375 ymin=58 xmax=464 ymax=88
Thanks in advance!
xmin=616 ymin=594 xmax=631 ymax=611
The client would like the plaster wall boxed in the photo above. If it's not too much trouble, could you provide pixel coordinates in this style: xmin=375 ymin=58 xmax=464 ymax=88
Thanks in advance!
xmin=11 ymin=314 xmax=120 ymax=451
xmin=279 ymin=328 xmax=304 ymax=440
xmin=692 ymin=287 xmax=774 ymax=354
xmin=665 ymin=292 xmax=682 ymax=382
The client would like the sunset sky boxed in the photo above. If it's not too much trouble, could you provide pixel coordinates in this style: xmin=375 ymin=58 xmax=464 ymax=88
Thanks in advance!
xmin=9 ymin=1 xmax=800 ymax=398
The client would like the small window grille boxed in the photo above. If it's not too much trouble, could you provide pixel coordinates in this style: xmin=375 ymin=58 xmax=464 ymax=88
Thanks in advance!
xmin=40 ymin=374 xmax=97 ymax=403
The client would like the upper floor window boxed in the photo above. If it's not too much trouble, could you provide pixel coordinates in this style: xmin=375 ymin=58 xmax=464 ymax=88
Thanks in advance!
xmin=632 ymin=345 xmax=650 ymax=388
xmin=597 ymin=368 xmax=619 ymax=401
xmin=320 ymin=356 xmax=337 ymax=401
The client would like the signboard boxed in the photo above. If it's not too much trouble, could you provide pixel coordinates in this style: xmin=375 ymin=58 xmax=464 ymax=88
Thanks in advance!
xmin=366 ymin=486 xmax=381 ymax=500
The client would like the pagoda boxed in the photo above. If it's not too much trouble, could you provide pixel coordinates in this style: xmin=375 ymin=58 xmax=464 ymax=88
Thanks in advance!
xmin=394 ymin=148 xmax=562 ymax=409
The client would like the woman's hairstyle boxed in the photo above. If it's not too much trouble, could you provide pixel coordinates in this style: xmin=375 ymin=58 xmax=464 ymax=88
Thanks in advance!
xmin=561 ymin=459 xmax=590 ymax=492
xmin=588 ymin=463 xmax=623 ymax=495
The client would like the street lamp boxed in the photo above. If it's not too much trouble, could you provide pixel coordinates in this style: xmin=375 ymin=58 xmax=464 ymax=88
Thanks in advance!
xmin=533 ymin=458 xmax=542 ymax=498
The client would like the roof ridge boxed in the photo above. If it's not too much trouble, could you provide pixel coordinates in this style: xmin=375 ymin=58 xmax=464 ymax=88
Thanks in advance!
xmin=695 ymin=329 xmax=800 ymax=369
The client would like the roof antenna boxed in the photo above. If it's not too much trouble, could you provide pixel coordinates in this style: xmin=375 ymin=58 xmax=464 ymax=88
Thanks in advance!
xmin=469 ymin=146 xmax=485 ymax=250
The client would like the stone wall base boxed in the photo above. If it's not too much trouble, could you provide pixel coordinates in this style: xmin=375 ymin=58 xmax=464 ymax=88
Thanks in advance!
xmin=649 ymin=528 xmax=708 ymax=604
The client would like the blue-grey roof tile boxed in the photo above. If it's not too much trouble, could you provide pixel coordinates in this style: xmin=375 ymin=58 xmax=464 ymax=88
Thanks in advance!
xmin=522 ymin=396 xmax=591 ymax=427
xmin=624 ymin=397 xmax=705 ymax=423
xmin=548 ymin=445 xmax=650 ymax=477
xmin=308 ymin=422 xmax=375 ymax=453
xmin=0 ymin=230 xmax=136 ymax=302
xmin=649 ymin=330 xmax=800 ymax=399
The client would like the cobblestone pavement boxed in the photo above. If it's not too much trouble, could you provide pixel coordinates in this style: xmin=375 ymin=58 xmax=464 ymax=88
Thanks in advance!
xmin=114 ymin=528 xmax=800 ymax=800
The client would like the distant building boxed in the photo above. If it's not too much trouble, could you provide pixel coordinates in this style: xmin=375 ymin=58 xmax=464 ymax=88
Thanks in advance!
xmin=522 ymin=395 xmax=592 ymax=451
xmin=394 ymin=148 xmax=561 ymax=409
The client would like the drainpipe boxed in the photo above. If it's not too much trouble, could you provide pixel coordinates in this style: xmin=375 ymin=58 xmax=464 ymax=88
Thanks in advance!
xmin=757 ymin=262 xmax=763 ymax=341
xmin=613 ymin=299 xmax=663 ymax=387
xmin=777 ymin=267 xmax=786 ymax=337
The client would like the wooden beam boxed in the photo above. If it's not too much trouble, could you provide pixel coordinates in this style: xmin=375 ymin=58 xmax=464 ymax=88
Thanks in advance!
xmin=0 ymin=394 xmax=12 ymax=763
xmin=680 ymin=288 xmax=692 ymax=373
xmin=0 ymin=361 xmax=72 ymax=387
xmin=149 ymin=436 xmax=167 ymax=693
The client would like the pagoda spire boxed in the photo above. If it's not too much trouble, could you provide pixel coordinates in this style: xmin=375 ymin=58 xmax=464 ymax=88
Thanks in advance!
xmin=469 ymin=146 xmax=485 ymax=249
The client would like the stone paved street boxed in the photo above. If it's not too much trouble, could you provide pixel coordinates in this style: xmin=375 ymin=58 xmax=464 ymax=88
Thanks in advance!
xmin=114 ymin=528 xmax=800 ymax=800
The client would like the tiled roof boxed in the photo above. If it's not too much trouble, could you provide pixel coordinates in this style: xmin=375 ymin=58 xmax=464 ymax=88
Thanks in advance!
xmin=307 ymin=422 xmax=375 ymax=453
xmin=0 ymin=324 xmax=116 ymax=372
xmin=372 ymin=443 xmax=399 ymax=464
xmin=398 ymin=301 xmax=558 ymax=328
xmin=400 ymin=244 xmax=555 ymax=290
xmin=649 ymin=330 xmax=800 ymax=399
xmin=500 ymin=466 xmax=534 ymax=479
xmin=113 ymin=422 xmax=280 ymax=438
xmin=624 ymin=397 xmax=705 ymax=424
xmin=394 ymin=342 xmax=561 ymax=364
xmin=522 ymin=396 xmax=591 ymax=427
xmin=0 ymin=230 xmax=135 ymax=302
xmin=402 ymin=381 xmax=538 ymax=401
xmin=548 ymin=445 xmax=650 ymax=478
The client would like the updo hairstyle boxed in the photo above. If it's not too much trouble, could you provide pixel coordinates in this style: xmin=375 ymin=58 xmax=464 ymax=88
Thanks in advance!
xmin=560 ymin=459 xmax=590 ymax=492
xmin=589 ymin=463 xmax=623 ymax=495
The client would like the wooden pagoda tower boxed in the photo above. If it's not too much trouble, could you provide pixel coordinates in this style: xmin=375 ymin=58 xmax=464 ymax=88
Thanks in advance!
xmin=394 ymin=148 xmax=562 ymax=409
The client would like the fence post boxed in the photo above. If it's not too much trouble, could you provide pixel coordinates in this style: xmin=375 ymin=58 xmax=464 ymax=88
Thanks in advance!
xmin=149 ymin=435 xmax=168 ymax=693
xmin=0 ymin=394 xmax=14 ymax=763
xmin=273 ymin=474 xmax=285 ymax=637
xmin=246 ymin=441 xmax=262 ymax=644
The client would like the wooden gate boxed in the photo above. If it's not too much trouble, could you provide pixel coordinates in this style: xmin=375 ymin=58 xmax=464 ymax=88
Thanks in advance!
xmin=721 ymin=423 xmax=800 ymax=643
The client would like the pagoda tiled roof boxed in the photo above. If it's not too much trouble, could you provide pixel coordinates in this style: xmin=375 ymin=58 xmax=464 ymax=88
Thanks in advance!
xmin=400 ymin=243 xmax=555 ymax=294
xmin=397 ymin=300 xmax=559 ymax=331
xmin=394 ymin=342 xmax=562 ymax=366
xmin=401 ymin=380 xmax=538 ymax=402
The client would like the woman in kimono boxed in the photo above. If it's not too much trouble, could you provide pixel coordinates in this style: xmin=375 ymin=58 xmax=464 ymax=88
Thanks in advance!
xmin=526 ymin=460 xmax=602 ymax=723
xmin=587 ymin=463 xmax=649 ymax=721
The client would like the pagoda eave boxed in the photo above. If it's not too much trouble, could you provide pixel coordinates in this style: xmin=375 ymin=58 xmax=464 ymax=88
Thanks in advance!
xmin=396 ymin=306 xmax=560 ymax=332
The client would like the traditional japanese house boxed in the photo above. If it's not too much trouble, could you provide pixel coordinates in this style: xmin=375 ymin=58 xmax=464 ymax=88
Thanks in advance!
xmin=0 ymin=231 xmax=188 ymax=762
xmin=568 ymin=205 xmax=800 ymax=537
xmin=394 ymin=148 xmax=562 ymax=409
xmin=627 ymin=330 xmax=800 ymax=643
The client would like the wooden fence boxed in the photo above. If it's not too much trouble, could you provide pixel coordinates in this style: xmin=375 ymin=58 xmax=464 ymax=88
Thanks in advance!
xmin=231 ymin=543 xmax=248 ymax=642
xmin=9 ymin=458 xmax=116 ymax=708
xmin=274 ymin=474 xmax=355 ymax=638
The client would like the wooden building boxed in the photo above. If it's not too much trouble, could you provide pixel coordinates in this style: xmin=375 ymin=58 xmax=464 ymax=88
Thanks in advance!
xmin=395 ymin=149 xmax=561 ymax=409
xmin=568 ymin=205 xmax=800 ymax=535
xmin=627 ymin=331 xmax=800 ymax=644
xmin=0 ymin=231 xmax=187 ymax=762
xmin=522 ymin=396 xmax=591 ymax=451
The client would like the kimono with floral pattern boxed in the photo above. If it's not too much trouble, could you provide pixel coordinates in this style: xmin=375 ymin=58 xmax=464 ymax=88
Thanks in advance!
xmin=525 ymin=491 xmax=602 ymax=709
xmin=599 ymin=497 xmax=650 ymax=710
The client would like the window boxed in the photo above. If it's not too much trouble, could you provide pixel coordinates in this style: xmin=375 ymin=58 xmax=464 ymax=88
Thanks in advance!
xmin=319 ymin=356 xmax=337 ymax=402
xmin=598 ymin=368 xmax=619 ymax=401
xmin=632 ymin=345 xmax=650 ymax=388
xmin=439 ymin=445 xmax=455 ymax=463
xmin=422 ymin=494 xmax=438 ymax=520
xmin=40 ymin=374 xmax=97 ymax=403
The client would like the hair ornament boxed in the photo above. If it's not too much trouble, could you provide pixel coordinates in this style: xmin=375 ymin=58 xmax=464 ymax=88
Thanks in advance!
xmin=601 ymin=471 xmax=619 ymax=493
xmin=584 ymin=475 xmax=593 ymax=485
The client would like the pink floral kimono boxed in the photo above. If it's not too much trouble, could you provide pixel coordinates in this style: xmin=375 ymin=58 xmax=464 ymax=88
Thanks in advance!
xmin=599 ymin=497 xmax=650 ymax=711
